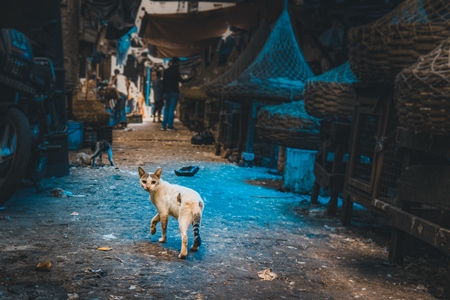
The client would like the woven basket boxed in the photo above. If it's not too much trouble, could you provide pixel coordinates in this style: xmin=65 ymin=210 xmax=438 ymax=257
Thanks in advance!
xmin=181 ymin=86 xmax=208 ymax=100
xmin=72 ymin=91 xmax=110 ymax=125
xmin=348 ymin=0 xmax=450 ymax=84
xmin=256 ymin=101 xmax=321 ymax=149
xmin=304 ymin=62 xmax=358 ymax=120
xmin=396 ymin=37 xmax=450 ymax=135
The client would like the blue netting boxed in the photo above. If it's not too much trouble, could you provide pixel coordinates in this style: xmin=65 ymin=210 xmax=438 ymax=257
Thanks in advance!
xmin=224 ymin=8 xmax=314 ymax=102
xmin=204 ymin=20 xmax=272 ymax=97
xmin=308 ymin=61 xmax=359 ymax=85
xmin=391 ymin=0 xmax=429 ymax=24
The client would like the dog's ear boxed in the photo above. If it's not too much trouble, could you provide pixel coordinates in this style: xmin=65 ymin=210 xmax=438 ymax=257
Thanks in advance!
xmin=138 ymin=167 xmax=146 ymax=178
xmin=154 ymin=167 xmax=162 ymax=179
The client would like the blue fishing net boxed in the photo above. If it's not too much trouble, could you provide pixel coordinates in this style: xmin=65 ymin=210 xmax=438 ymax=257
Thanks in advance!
xmin=204 ymin=20 xmax=271 ymax=97
xmin=224 ymin=8 xmax=314 ymax=102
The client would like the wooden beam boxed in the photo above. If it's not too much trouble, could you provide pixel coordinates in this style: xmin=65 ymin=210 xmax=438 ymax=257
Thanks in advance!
xmin=399 ymin=165 xmax=450 ymax=207
xmin=314 ymin=162 xmax=330 ymax=189
xmin=396 ymin=127 xmax=450 ymax=157
xmin=384 ymin=204 xmax=450 ymax=256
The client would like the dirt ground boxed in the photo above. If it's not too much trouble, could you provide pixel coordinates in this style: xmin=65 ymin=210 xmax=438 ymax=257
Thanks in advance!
xmin=0 ymin=119 xmax=448 ymax=300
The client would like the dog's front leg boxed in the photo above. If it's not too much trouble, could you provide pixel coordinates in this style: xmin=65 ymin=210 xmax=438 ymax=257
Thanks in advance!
xmin=150 ymin=213 xmax=160 ymax=235
xmin=159 ymin=214 xmax=168 ymax=243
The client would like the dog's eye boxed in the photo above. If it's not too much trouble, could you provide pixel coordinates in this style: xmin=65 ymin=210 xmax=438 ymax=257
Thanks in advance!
xmin=142 ymin=180 xmax=147 ymax=184
xmin=151 ymin=180 xmax=156 ymax=184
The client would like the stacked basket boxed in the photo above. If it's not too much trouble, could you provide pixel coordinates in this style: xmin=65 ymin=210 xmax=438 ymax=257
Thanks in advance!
xmin=304 ymin=61 xmax=359 ymax=120
xmin=396 ymin=37 xmax=450 ymax=135
xmin=348 ymin=0 xmax=450 ymax=84
xmin=256 ymin=101 xmax=321 ymax=150
xmin=72 ymin=90 xmax=110 ymax=125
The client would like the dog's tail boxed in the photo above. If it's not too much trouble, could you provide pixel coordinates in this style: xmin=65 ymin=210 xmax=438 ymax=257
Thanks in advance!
xmin=192 ymin=200 xmax=204 ymax=247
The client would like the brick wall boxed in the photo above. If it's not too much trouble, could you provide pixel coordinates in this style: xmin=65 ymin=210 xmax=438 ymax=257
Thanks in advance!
xmin=61 ymin=1 xmax=80 ymax=87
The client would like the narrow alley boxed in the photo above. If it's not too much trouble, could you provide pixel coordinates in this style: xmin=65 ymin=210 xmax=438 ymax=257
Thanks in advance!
xmin=0 ymin=120 xmax=445 ymax=300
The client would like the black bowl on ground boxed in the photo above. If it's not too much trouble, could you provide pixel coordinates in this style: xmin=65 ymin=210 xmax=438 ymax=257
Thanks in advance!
xmin=174 ymin=166 xmax=200 ymax=177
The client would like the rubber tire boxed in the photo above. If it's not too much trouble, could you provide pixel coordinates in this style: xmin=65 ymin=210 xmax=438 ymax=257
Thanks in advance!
xmin=0 ymin=107 xmax=31 ymax=205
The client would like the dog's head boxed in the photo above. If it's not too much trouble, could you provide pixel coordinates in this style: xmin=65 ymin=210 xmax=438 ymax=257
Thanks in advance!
xmin=138 ymin=167 xmax=162 ymax=193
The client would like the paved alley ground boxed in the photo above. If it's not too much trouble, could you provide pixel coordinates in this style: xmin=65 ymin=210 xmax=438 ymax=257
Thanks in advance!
xmin=0 ymin=118 xmax=448 ymax=299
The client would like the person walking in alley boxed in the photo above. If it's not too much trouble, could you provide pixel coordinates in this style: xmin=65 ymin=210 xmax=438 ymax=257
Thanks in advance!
xmin=161 ymin=57 xmax=195 ymax=131
xmin=127 ymin=78 xmax=139 ymax=115
xmin=152 ymin=70 xmax=164 ymax=123
xmin=111 ymin=69 xmax=128 ymax=128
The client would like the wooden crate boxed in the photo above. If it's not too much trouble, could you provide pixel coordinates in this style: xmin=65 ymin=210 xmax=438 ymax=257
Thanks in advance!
xmin=127 ymin=114 xmax=143 ymax=124
xmin=83 ymin=126 xmax=113 ymax=147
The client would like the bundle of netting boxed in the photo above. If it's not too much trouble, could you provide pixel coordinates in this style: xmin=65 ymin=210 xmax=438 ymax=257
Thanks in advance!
xmin=203 ymin=21 xmax=271 ymax=98
xmin=224 ymin=8 xmax=314 ymax=102
xmin=256 ymin=101 xmax=321 ymax=150
xmin=348 ymin=0 xmax=450 ymax=84
xmin=181 ymin=48 xmax=240 ymax=100
xmin=396 ymin=37 xmax=450 ymax=136
xmin=304 ymin=61 xmax=359 ymax=120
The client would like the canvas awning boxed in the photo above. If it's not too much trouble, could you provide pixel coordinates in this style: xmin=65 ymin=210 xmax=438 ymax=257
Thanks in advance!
xmin=140 ymin=1 xmax=283 ymax=58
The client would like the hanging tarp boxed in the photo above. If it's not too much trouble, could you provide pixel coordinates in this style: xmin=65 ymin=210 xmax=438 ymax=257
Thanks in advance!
xmin=140 ymin=1 xmax=283 ymax=58
xmin=87 ymin=0 xmax=141 ymax=40
xmin=116 ymin=26 xmax=136 ymax=66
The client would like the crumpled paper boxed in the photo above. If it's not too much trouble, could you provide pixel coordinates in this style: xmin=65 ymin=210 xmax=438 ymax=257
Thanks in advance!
xmin=48 ymin=188 xmax=73 ymax=198
xmin=257 ymin=268 xmax=277 ymax=281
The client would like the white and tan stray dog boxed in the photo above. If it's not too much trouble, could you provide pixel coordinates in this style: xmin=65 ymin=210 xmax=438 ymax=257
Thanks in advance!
xmin=138 ymin=167 xmax=204 ymax=259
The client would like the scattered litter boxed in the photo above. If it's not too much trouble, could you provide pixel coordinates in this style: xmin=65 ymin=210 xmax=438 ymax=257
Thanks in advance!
xmin=195 ymin=294 xmax=203 ymax=300
xmin=251 ymin=195 xmax=295 ymax=199
xmin=98 ymin=247 xmax=112 ymax=251
xmin=48 ymin=188 xmax=73 ymax=198
xmin=35 ymin=260 xmax=52 ymax=271
xmin=67 ymin=293 xmax=79 ymax=300
xmin=129 ymin=285 xmax=136 ymax=290
xmin=103 ymin=256 xmax=123 ymax=263
xmin=124 ymin=127 xmax=133 ymax=131
xmin=70 ymin=212 xmax=79 ymax=216
xmin=71 ymin=194 xmax=86 ymax=198
xmin=415 ymin=284 xmax=428 ymax=292
xmin=324 ymin=225 xmax=335 ymax=231
xmin=102 ymin=234 xmax=117 ymax=240
xmin=257 ymin=268 xmax=277 ymax=281
xmin=89 ymin=269 xmax=103 ymax=273
xmin=110 ymin=296 xmax=124 ymax=300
